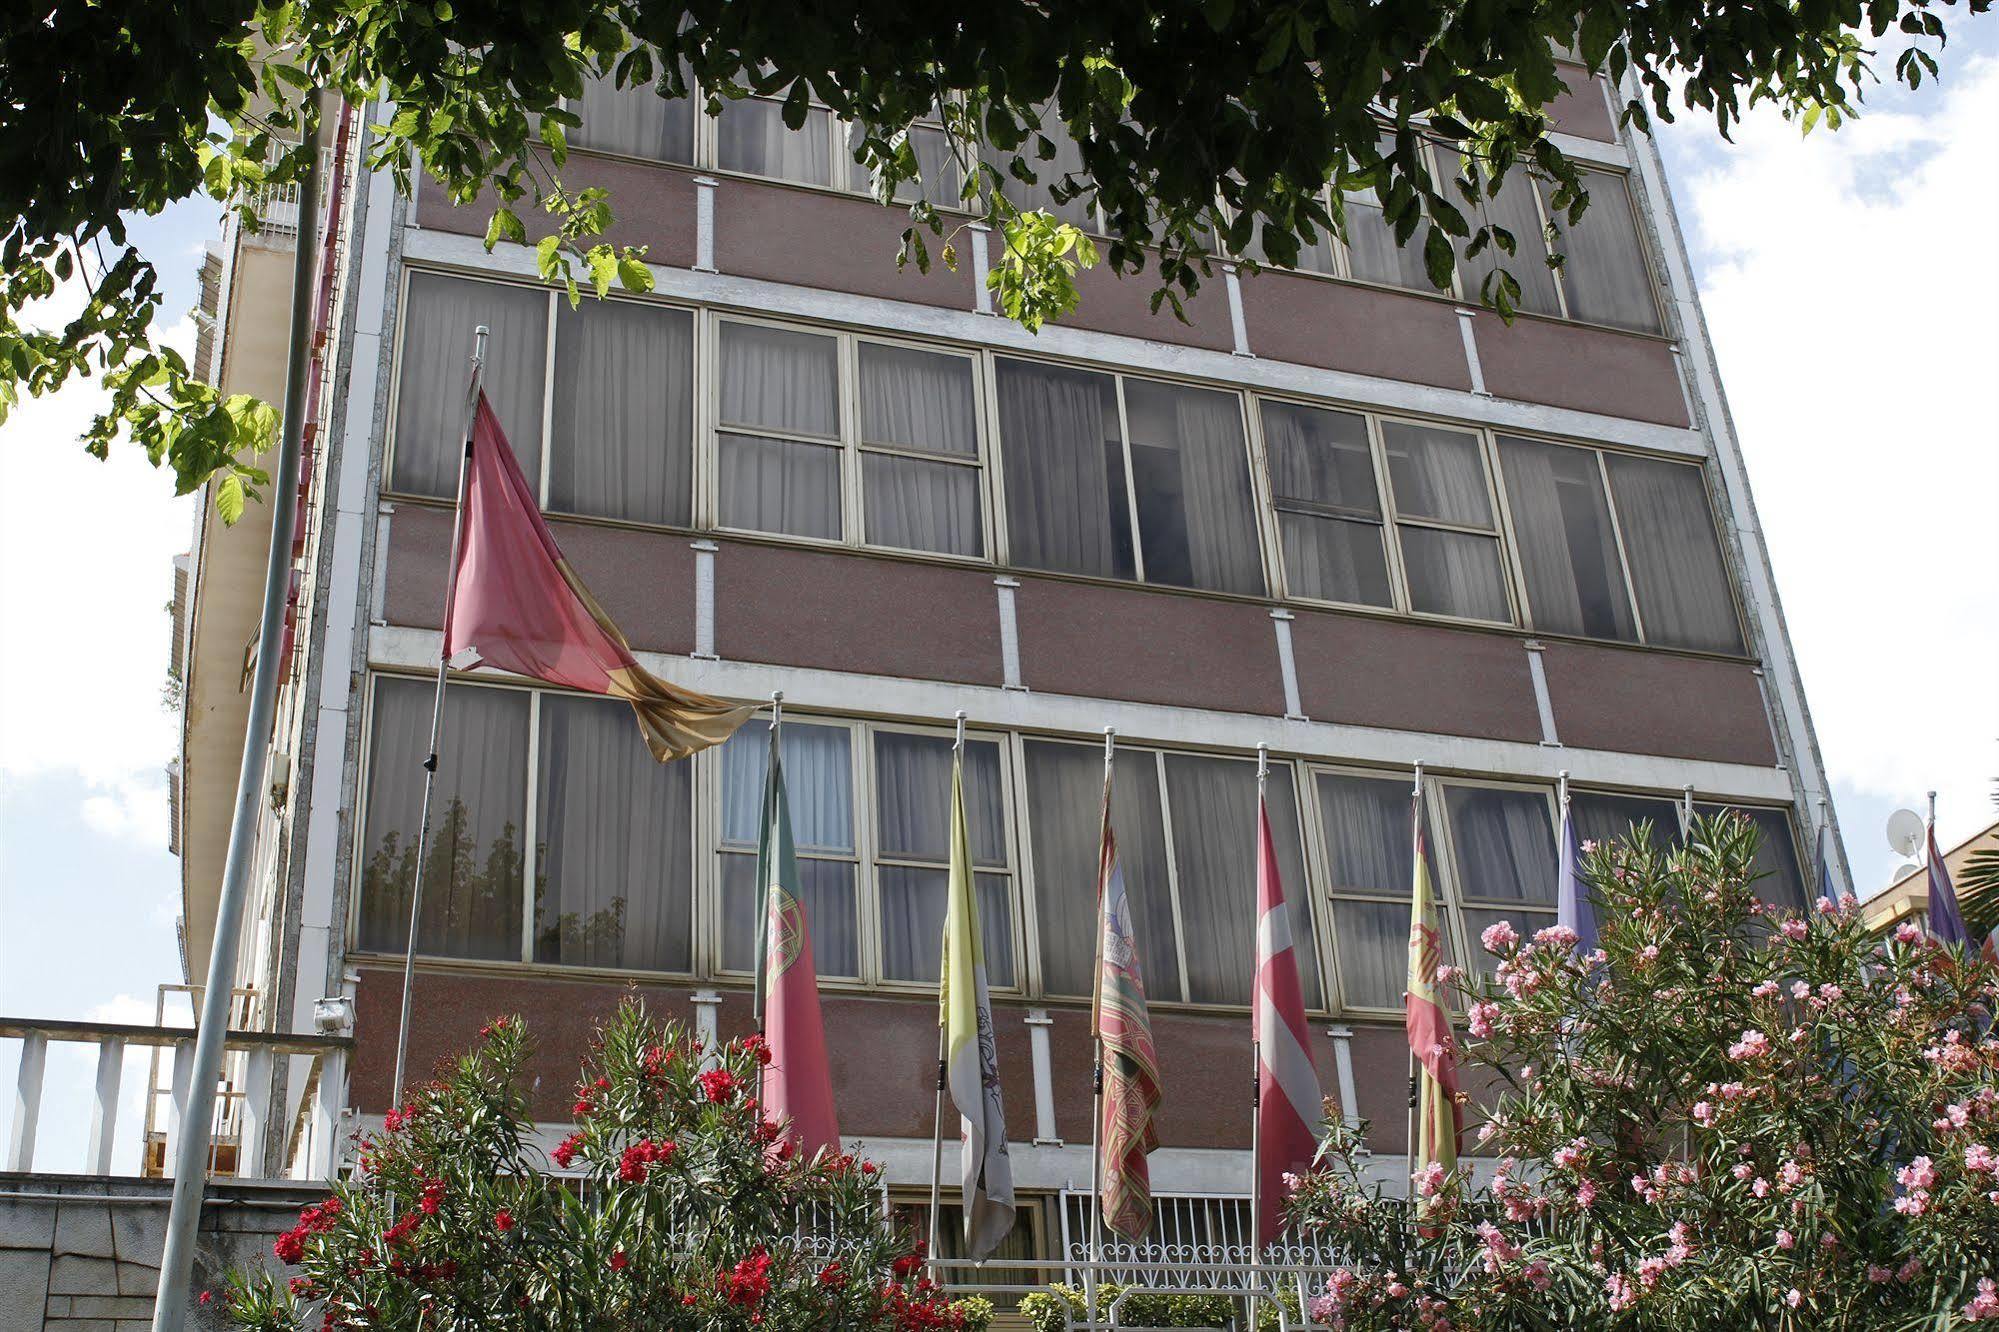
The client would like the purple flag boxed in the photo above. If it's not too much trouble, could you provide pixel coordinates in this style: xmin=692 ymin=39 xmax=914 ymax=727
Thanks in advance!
xmin=1555 ymin=798 xmax=1598 ymax=955
xmin=1926 ymin=826 xmax=1970 ymax=949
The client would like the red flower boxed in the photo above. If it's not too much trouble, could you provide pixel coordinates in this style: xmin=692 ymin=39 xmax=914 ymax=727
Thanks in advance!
xmin=609 ymin=1248 xmax=629 ymax=1272
xmin=274 ymin=1230 xmax=306 ymax=1265
xmin=739 ymin=1033 xmax=774 ymax=1066
xmin=418 ymin=1178 xmax=446 ymax=1215
xmin=892 ymin=1242 xmax=928 ymax=1279
xmin=199 ymin=1291 xmax=214 ymax=1305
xmin=478 ymin=1015 xmax=511 ymax=1037
xmin=818 ymin=1261 xmax=847 ymax=1291
xmin=381 ymin=1212 xmax=421 ymax=1248
xmin=493 ymin=1209 xmax=515 ymax=1233
xmin=717 ymin=1248 xmax=774 ymax=1306
xmin=551 ymin=1132 xmax=584 ymax=1169
xmin=286 ymin=1276 xmax=314 ymax=1297
xmin=698 ymin=1069 xmax=740 ymax=1103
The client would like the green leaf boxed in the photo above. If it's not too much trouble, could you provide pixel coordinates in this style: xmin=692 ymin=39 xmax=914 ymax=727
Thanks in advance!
xmin=586 ymin=246 xmax=618 ymax=298
xmin=614 ymin=253 xmax=654 ymax=293
xmin=215 ymin=472 xmax=246 ymax=525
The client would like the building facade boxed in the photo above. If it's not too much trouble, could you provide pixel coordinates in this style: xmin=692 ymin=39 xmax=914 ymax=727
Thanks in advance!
xmin=168 ymin=64 xmax=1846 ymax=1271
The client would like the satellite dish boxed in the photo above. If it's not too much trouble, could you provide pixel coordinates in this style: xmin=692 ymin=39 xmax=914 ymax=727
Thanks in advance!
xmin=1886 ymin=809 xmax=1925 ymax=860
xmin=1892 ymin=862 xmax=1922 ymax=885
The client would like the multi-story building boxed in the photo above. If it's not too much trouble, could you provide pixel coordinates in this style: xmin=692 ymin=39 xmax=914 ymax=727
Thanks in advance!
xmin=161 ymin=60 xmax=1844 ymax=1282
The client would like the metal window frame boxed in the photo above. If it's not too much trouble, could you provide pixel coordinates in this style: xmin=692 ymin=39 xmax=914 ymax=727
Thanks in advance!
xmin=1372 ymin=413 xmax=1520 ymax=627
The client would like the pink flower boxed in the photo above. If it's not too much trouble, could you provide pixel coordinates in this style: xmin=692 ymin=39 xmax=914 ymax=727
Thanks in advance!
xmin=1897 ymin=1258 xmax=1923 ymax=1284
xmin=1867 ymin=1265 xmax=1894 ymax=1285
xmin=1532 ymin=924 xmax=1579 ymax=951
xmin=1965 ymin=1143 xmax=1998 ymax=1174
xmin=1467 ymin=1001 xmax=1501 ymax=1039
xmin=1775 ymin=1229 xmax=1795 ymax=1251
xmin=1785 ymin=1289 xmax=1803 ymax=1309
xmin=1605 ymin=1274 xmax=1637 ymax=1311
xmin=1414 ymin=1161 xmax=1448 ymax=1198
xmin=1897 ymin=1156 xmax=1937 ymax=1191
xmin=1692 ymin=1101 xmax=1717 ymax=1127
xmin=1752 ymin=980 xmax=1780 ymax=999
xmin=1574 ymin=1179 xmax=1597 ymax=1210
xmin=1963 ymin=1277 xmax=1999 ymax=1321
xmin=1779 ymin=918 xmax=1809 ymax=940
xmin=1481 ymin=920 xmax=1520 ymax=953
xmin=1728 ymin=1030 xmax=1771 ymax=1061
xmin=1895 ymin=921 xmax=1923 ymax=945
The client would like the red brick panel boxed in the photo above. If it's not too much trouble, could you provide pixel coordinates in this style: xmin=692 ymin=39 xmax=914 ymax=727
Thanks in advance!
xmin=1237 ymin=271 xmax=1474 ymax=393
xmin=714 ymin=179 xmax=973 ymax=310
xmin=1057 ymin=256 xmax=1238 ymax=353
xmin=418 ymin=157 xmax=701 ymax=272
xmin=1540 ymin=639 xmax=1777 ymax=766
xmin=1548 ymin=64 xmax=1618 ymax=143
xmin=1287 ymin=610 xmax=1542 ymax=743
xmin=1470 ymin=311 xmax=1690 ymax=427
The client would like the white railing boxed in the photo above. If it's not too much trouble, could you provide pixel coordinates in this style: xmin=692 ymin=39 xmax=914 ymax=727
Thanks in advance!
xmin=236 ymin=148 xmax=335 ymax=247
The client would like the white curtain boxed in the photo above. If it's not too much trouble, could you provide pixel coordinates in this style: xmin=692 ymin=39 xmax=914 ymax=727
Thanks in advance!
xmin=572 ymin=70 xmax=695 ymax=162
xmin=863 ymin=456 xmax=980 ymax=555
xmin=858 ymin=344 xmax=983 ymax=555
xmin=359 ymin=679 xmax=528 ymax=960
xmin=717 ymin=98 xmax=832 ymax=185
xmin=1263 ymin=401 xmax=1392 ymax=606
xmin=1444 ymin=786 xmax=1557 ymax=905
xmin=550 ymin=300 xmax=693 ymax=526
xmin=1315 ymin=772 xmax=1427 ymax=1009
xmin=718 ymin=323 xmax=842 ymax=538
xmin=392 ymin=273 xmax=547 ymax=496
xmin=1383 ymin=422 xmax=1510 ymax=620
xmin=1343 ymin=196 xmax=1431 ymax=289
xmin=871 ymin=732 xmax=1015 ymax=985
xmin=1497 ymin=436 xmax=1636 ymax=640
xmin=1455 ymin=165 xmax=1561 ymax=316
xmin=1123 ymin=380 xmax=1265 ymax=594
xmin=997 ymin=359 xmax=1133 ymax=580
xmin=1539 ymin=171 xmax=1661 ymax=332
xmin=534 ymin=695 xmax=692 ymax=972
xmin=717 ymin=721 xmax=858 ymax=975
xmin=1604 ymin=454 xmax=1744 ymax=653
xmin=981 ymin=104 xmax=1096 ymax=228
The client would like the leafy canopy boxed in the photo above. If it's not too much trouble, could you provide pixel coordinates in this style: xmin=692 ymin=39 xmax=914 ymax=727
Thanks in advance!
xmin=2 ymin=0 xmax=1987 ymax=515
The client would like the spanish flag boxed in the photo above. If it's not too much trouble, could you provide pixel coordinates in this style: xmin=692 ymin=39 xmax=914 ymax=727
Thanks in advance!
xmin=443 ymin=393 xmax=752 ymax=759
xmin=1404 ymin=811 xmax=1461 ymax=1184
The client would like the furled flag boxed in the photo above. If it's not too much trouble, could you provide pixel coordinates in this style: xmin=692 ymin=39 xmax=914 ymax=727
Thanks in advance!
xmin=1253 ymin=794 xmax=1321 ymax=1252
xmin=1094 ymin=770 xmax=1162 ymax=1240
xmin=443 ymin=393 xmax=752 ymax=760
xmin=941 ymin=747 xmax=1014 ymax=1257
xmin=755 ymin=724 xmax=840 ymax=1160
xmin=1815 ymin=818 xmax=1837 ymax=902
xmin=1926 ymin=825 xmax=1971 ymax=950
xmin=1404 ymin=814 xmax=1462 ymax=1186
xmin=1555 ymin=791 xmax=1598 ymax=955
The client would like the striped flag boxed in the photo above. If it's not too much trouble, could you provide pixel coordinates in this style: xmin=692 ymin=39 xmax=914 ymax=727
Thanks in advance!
xmin=1094 ymin=769 xmax=1161 ymax=1240
xmin=444 ymin=393 xmax=751 ymax=759
xmin=941 ymin=746 xmax=1014 ymax=1258
xmin=1253 ymin=794 xmax=1321 ymax=1252
xmin=1555 ymin=791 xmax=1597 ymax=955
xmin=755 ymin=726 xmax=839 ymax=1160
xmin=1405 ymin=813 xmax=1461 ymax=1185
xmin=1926 ymin=825 xmax=1971 ymax=950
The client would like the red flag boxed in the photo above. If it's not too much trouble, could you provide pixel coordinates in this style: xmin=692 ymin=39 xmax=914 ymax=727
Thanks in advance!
xmin=759 ymin=733 xmax=840 ymax=1160
xmin=1253 ymin=798 xmax=1321 ymax=1249
xmin=444 ymin=394 xmax=751 ymax=759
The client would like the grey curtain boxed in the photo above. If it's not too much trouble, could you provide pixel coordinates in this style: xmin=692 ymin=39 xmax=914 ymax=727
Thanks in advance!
xmin=717 ymin=98 xmax=832 ymax=185
xmin=1316 ymin=771 xmax=1429 ymax=1010
xmin=1262 ymin=401 xmax=1392 ymax=606
xmin=982 ymin=105 xmax=1096 ymax=228
xmin=550 ymin=300 xmax=693 ymax=527
xmin=858 ymin=344 xmax=983 ymax=555
xmin=392 ymin=274 xmax=547 ymax=497
xmin=873 ymin=732 xmax=1014 ymax=983
xmin=572 ymin=71 xmax=695 ymax=163
xmin=717 ymin=721 xmax=858 ymax=976
xmin=862 ymin=456 xmax=981 ymax=555
xmin=1539 ymin=172 xmax=1661 ymax=333
xmin=997 ymin=359 xmax=1133 ymax=580
xmin=359 ymin=679 xmax=528 ymax=960
xmin=718 ymin=323 xmax=842 ymax=539
xmin=1343 ymin=197 xmax=1432 ymax=289
xmin=1572 ymin=793 xmax=1679 ymax=854
xmin=1025 ymin=742 xmax=1180 ymax=1001
xmin=1382 ymin=422 xmax=1510 ymax=620
xmin=1497 ymin=436 xmax=1636 ymax=640
xmin=534 ymin=695 xmax=692 ymax=971
xmin=1122 ymin=379 xmax=1265 ymax=594
xmin=1444 ymin=786 xmax=1556 ymax=905
xmin=1455 ymin=166 xmax=1562 ymax=316
xmin=1701 ymin=804 xmax=1808 ymax=910
xmin=850 ymin=122 xmax=965 ymax=204
xmin=1603 ymin=454 xmax=1744 ymax=653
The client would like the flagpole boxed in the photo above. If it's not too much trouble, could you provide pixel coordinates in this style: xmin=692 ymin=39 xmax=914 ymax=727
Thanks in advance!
xmin=1088 ymin=726 xmax=1114 ymax=1330
xmin=390 ymin=324 xmax=488 ymax=1109
xmin=927 ymin=710 xmax=968 ymax=1269
xmin=1250 ymin=743 xmax=1268 ymax=1260
xmin=1405 ymin=760 xmax=1423 ymax=1194
xmin=1679 ymin=784 xmax=1694 ymax=840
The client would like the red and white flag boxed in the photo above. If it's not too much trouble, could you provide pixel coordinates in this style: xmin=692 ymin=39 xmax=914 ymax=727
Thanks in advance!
xmin=1253 ymin=796 xmax=1322 ymax=1250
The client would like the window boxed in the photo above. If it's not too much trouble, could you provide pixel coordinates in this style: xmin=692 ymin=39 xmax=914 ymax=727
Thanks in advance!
xmin=1569 ymin=793 xmax=1806 ymax=913
xmin=1601 ymin=454 xmax=1744 ymax=653
xmin=1314 ymin=770 xmax=1433 ymax=1010
xmin=358 ymin=677 xmax=529 ymax=962
xmin=996 ymin=359 xmax=1265 ymax=595
xmin=391 ymin=273 xmax=549 ymax=497
xmin=1261 ymin=400 xmax=1394 ymax=608
xmin=1454 ymin=166 xmax=1564 ymax=319
xmin=848 ymin=110 xmax=966 ymax=206
xmin=1496 ymin=435 xmax=1636 ymax=641
xmin=550 ymin=299 xmax=694 ymax=527
xmin=717 ymin=720 xmax=860 ymax=977
xmin=1023 ymin=741 xmax=1318 ymax=1007
xmin=1537 ymin=170 xmax=1662 ymax=333
xmin=1379 ymin=420 xmax=1512 ymax=622
xmin=1340 ymin=134 xmax=1438 ymax=291
xmin=872 ymin=730 xmax=1016 ymax=985
xmin=716 ymin=84 xmax=845 ymax=188
xmin=571 ymin=69 xmax=695 ymax=163
xmin=981 ymin=106 xmax=1098 ymax=231
xmin=715 ymin=319 xmax=987 ymax=556
xmin=1440 ymin=783 xmax=1558 ymax=974
xmin=534 ymin=694 xmax=694 ymax=970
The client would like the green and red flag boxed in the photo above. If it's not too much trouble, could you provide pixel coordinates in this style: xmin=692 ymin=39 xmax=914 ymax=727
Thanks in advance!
xmin=1094 ymin=764 xmax=1161 ymax=1240
xmin=443 ymin=393 xmax=752 ymax=760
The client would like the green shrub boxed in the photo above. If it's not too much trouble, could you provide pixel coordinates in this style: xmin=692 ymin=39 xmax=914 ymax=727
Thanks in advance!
xmin=1018 ymin=1282 xmax=1241 ymax=1331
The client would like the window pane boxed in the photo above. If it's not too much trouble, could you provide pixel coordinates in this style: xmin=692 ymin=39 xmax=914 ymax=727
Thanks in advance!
xmin=719 ymin=323 xmax=838 ymax=436
xmin=1316 ymin=772 xmax=1426 ymax=897
xmin=1263 ymin=402 xmax=1379 ymax=514
xmin=1123 ymin=379 xmax=1265 ymax=595
xmin=1497 ymin=436 xmax=1635 ymax=641
xmin=859 ymin=344 xmax=977 ymax=456
xmin=1539 ymin=171 xmax=1660 ymax=333
xmin=1381 ymin=422 xmax=1493 ymax=527
xmin=1025 ymin=742 xmax=1179 ymax=1001
xmin=996 ymin=359 xmax=1133 ymax=581
xmin=1280 ymin=514 xmax=1393 ymax=607
xmin=534 ymin=694 xmax=691 ymax=971
xmin=1329 ymin=901 xmax=1411 ymax=1009
xmin=983 ymin=107 xmax=1096 ymax=229
xmin=1455 ymin=167 xmax=1562 ymax=317
xmin=1444 ymin=786 xmax=1556 ymax=904
xmin=392 ymin=274 xmax=547 ymax=497
xmin=717 ymin=98 xmax=833 ymax=185
xmin=721 ymin=852 xmax=859 ymax=977
xmin=863 ymin=455 xmax=982 ymax=556
xmin=873 ymin=733 xmax=1006 ymax=865
xmin=718 ymin=435 xmax=841 ymax=539
xmin=1399 ymin=527 xmax=1510 ymax=621
xmin=1572 ymin=792 xmax=1680 ymax=855
xmin=1343 ymin=198 xmax=1432 ymax=290
xmin=849 ymin=122 xmax=965 ymax=205
xmin=879 ymin=868 xmax=1015 ymax=986
xmin=718 ymin=721 xmax=853 ymax=851
xmin=1164 ymin=757 xmax=1319 ymax=1007
xmin=550 ymin=300 xmax=693 ymax=526
xmin=359 ymin=678 xmax=527 ymax=960
xmin=572 ymin=72 xmax=694 ymax=162
xmin=1603 ymin=455 xmax=1744 ymax=653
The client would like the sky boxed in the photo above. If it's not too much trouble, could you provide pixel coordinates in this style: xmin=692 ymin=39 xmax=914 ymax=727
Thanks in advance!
xmin=1 ymin=37 xmax=1995 ymax=1169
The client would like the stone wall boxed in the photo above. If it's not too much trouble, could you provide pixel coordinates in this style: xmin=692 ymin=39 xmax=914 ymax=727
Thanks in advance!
xmin=1 ymin=1174 xmax=322 ymax=1332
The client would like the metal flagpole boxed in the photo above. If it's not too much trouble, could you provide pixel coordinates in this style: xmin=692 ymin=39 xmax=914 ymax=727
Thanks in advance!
xmin=1250 ymin=743 xmax=1268 ymax=1259
xmin=152 ymin=112 xmax=323 ymax=1332
xmin=1088 ymin=726 xmax=1115 ymax=1330
xmin=389 ymin=324 xmax=490 ymax=1110
xmin=1405 ymin=760 xmax=1423 ymax=1192
xmin=753 ymin=692 xmax=783 ymax=1101
xmin=927 ymin=709 xmax=967 ymax=1268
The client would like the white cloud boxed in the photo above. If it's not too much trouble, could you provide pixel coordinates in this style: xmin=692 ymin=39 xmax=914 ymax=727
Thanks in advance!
xmin=1660 ymin=57 xmax=1999 ymax=851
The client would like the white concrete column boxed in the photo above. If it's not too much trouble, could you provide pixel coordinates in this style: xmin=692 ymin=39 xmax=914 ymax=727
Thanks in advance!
xmin=8 ymin=1033 xmax=46 ymax=1171
xmin=691 ymin=989 xmax=724 ymax=1066
xmin=1523 ymin=640 xmax=1560 ymax=747
xmin=1270 ymin=609 xmax=1307 ymax=721
xmin=1326 ymin=1024 xmax=1362 ymax=1135
xmin=691 ymin=540 xmax=720 ymax=659
xmin=693 ymin=177 xmax=719 ymax=273
xmin=238 ymin=1046 xmax=275 ymax=1179
xmin=995 ymin=576 xmax=1025 ymax=691
xmin=968 ymin=223 xmax=994 ymax=316
xmin=166 ymin=1040 xmax=196 ymax=1165
xmin=86 ymin=1039 xmax=125 ymax=1174
xmin=1223 ymin=263 xmax=1254 ymax=357
xmin=1454 ymin=307 xmax=1490 ymax=397
xmin=1024 ymin=1009 xmax=1061 ymax=1145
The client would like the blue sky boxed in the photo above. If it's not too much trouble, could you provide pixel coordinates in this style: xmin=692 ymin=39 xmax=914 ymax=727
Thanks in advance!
xmin=2 ymin=39 xmax=1995 ymax=1168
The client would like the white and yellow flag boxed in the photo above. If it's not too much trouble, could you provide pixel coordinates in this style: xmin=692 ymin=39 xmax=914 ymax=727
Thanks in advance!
xmin=941 ymin=751 xmax=1015 ymax=1257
